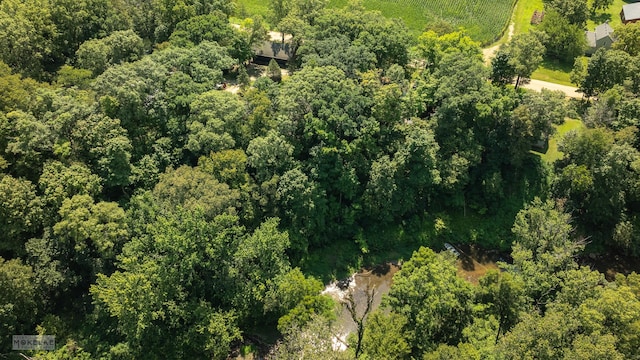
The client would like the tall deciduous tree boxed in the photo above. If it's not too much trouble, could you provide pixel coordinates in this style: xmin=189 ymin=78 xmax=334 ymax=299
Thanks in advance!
xmin=0 ymin=175 xmax=43 ymax=254
xmin=264 ymin=267 xmax=324 ymax=319
xmin=305 ymin=36 xmax=378 ymax=78
xmin=388 ymin=120 xmax=441 ymax=218
xmin=168 ymin=12 xmax=234 ymax=47
xmin=230 ymin=217 xmax=292 ymax=320
xmin=188 ymin=90 xmax=246 ymax=156
xmin=53 ymin=194 xmax=128 ymax=261
xmin=276 ymin=65 xmax=372 ymax=243
xmin=48 ymin=0 xmax=130 ymax=63
xmin=1 ymin=110 xmax=54 ymax=179
xmin=497 ymin=309 xmax=582 ymax=359
xmin=385 ymin=247 xmax=473 ymax=355
xmin=76 ymin=30 xmax=144 ymax=76
xmin=475 ymin=270 xmax=527 ymax=341
xmin=247 ymin=130 xmax=295 ymax=184
xmin=197 ymin=149 xmax=249 ymax=189
xmin=414 ymin=30 xmax=482 ymax=70
xmin=38 ymin=161 xmax=102 ymax=218
xmin=71 ymin=114 xmax=132 ymax=188
xmin=276 ymin=168 xmax=324 ymax=254
xmin=0 ymin=0 xmax=56 ymax=78
xmin=543 ymin=0 xmax=589 ymax=25
xmin=360 ymin=311 xmax=411 ymax=359
xmin=91 ymin=210 xmax=243 ymax=359
xmin=0 ymin=257 xmax=37 ymax=350
xmin=500 ymin=32 xmax=546 ymax=89
xmin=510 ymin=198 xmax=583 ymax=308
xmin=270 ymin=0 xmax=291 ymax=26
xmin=613 ymin=22 xmax=640 ymax=56
xmin=490 ymin=51 xmax=516 ymax=87
xmin=153 ymin=165 xmax=240 ymax=219
xmin=579 ymin=57 xmax=633 ymax=103
xmin=540 ymin=10 xmax=586 ymax=63
xmin=555 ymin=126 xmax=640 ymax=251
xmin=0 ymin=61 xmax=38 ymax=112
xmin=591 ymin=0 xmax=614 ymax=12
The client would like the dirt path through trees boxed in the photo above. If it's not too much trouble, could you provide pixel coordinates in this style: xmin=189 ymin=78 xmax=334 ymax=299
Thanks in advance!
xmin=483 ymin=22 xmax=515 ymax=64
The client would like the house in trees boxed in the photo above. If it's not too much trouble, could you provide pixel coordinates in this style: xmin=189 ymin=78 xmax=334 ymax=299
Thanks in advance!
xmin=621 ymin=3 xmax=640 ymax=24
xmin=253 ymin=41 xmax=291 ymax=67
xmin=532 ymin=133 xmax=550 ymax=152
xmin=585 ymin=22 xmax=615 ymax=55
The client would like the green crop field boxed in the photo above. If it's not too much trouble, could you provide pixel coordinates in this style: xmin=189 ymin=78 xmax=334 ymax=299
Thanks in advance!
xmin=235 ymin=0 xmax=517 ymax=44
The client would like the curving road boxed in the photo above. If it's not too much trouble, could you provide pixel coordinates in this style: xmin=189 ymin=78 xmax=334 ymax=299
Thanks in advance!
xmin=481 ymin=22 xmax=582 ymax=99
xmin=482 ymin=22 xmax=514 ymax=65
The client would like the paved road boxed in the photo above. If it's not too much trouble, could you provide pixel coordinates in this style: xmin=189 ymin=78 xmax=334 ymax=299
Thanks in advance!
xmin=520 ymin=79 xmax=582 ymax=99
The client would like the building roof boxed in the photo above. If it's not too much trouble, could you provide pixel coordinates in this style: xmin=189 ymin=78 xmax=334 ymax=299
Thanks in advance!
xmin=253 ymin=41 xmax=292 ymax=61
xmin=595 ymin=22 xmax=614 ymax=40
xmin=622 ymin=3 xmax=640 ymax=21
xmin=586 ymin=31 xmax=597 ymax=48
xmin=586 ymin=22 xmax=614 ymax=48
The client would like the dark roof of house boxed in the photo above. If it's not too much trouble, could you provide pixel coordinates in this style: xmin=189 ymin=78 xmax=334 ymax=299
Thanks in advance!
xmin=586 ymin=22 xmax=614 ymax=47
xmin=253 ymin=41 xmax=291 ymax=61
xmin=622 ymin=3 xmax=640 ymax=21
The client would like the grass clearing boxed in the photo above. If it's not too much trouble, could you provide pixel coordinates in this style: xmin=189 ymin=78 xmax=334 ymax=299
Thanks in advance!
xmin=513 ymin=0 xmax=544 ymax=35
xmin=531 ymin=59 xmax=575 ymax=86
xmin=587 ymin=0 xmax=630 ymax=30
xmin=534 ymin=118 xmax=585 ymax=163
xmin=236 ymin=0 xmax=516 ymax=44
xmin=235 ymin=1 xmax=271 ymax=25
xmin=514 ymin=0 xmax=630 ymax=36
xmin=512 ymin=1 xmax=577 ymax=87
xmin=518 ymin=0 xmax=635 ymax=86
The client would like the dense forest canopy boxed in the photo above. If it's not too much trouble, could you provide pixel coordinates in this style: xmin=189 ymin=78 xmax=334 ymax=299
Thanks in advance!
xmin=2 ymin=0 xmax=640 ymax=358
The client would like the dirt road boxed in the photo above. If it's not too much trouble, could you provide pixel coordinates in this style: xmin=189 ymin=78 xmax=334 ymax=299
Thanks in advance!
xmin=520 ymin=79 xmax=582 ymax=99
xmin=480 ymin=20 xmax=581 ymax=99
xmin=482 ymin=22 xmax=514 ymax=64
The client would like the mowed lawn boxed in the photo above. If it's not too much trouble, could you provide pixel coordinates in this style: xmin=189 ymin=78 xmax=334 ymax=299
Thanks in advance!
xmin=587 ymin=0 xmax=629 ymax=29
xmin=514 ymin=0 xmax=631 ymax=85
xmin=514 ymin=0 xmax=629 ymax=38
xmin=531 ymin=59 xmax=574 ymax=86
xmin=512 ymin=0 xmax=543 ymax=35
xmin=535 ymin=119 xmax=585 ymax=163
xmin=235 ymin=0 xmax=516 ymax=44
